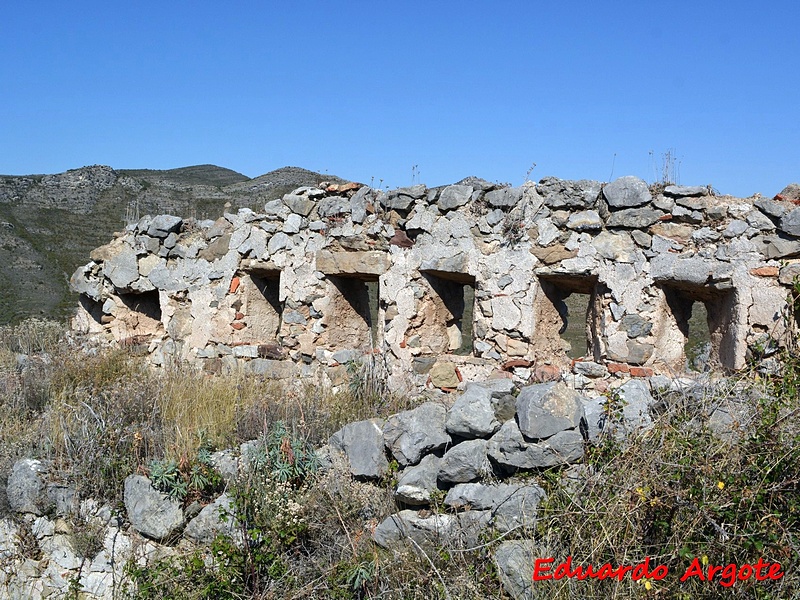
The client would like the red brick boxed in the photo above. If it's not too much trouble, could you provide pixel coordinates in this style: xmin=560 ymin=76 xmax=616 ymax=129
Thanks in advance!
xmin=533 ymin=364 xmax=561 ymax=382
xmin=231 ymin=322 xmax=246 ymax=330
xmin=750 ymin=267 xmax=779 ymax=277
xmin=629 ymin=366 xmax=654 ymax=377
xmin=502 ymin=359 xmax=532 ymax=370
xmin=229 ymin=276 xmax=241 ymax=294
xmin=606 ymin=362 xmax=630 ymax=374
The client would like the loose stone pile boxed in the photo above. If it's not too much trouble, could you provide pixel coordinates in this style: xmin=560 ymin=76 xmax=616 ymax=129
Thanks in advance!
xmin=325 ymin=378 xmax=578 ymax=550
xmin=70 ymin=176 xmax=800 ymax=391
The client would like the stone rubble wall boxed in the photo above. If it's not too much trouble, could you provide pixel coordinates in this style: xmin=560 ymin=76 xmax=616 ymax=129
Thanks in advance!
xmin=69 ymin=176 xmax=800 ymax=391
xmin=1 ymin=371 xmax=749 ymax=598
xmin=0 ymin=377 xmax=603 ymax=598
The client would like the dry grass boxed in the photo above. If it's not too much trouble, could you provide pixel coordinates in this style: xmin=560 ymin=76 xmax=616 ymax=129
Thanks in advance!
xmin=158 ymin=368 xmax=281 ymax=459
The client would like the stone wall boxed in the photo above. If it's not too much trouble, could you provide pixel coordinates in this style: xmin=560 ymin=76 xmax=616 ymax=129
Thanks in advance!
xmin=70 ymin=176 xmax=800 ymax=391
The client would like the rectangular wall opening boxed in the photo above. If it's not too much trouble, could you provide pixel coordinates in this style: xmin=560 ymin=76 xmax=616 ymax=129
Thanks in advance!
xmin=534 ymin=274 xmax=599 ymax=363
xmin=660 ymin=283 xmax=735 ymax=372
xmin=118 ymin=289 xmax=162 ymax=322
xmin=326 ymin=275 xmax=380 ymax=351
xmin=240 ymin=272 xmax=282 ymax=343
xmin=420 ymin=272 xmax=476 ymax=356
xmin=112 ymin=289 xmax=164 ymax=342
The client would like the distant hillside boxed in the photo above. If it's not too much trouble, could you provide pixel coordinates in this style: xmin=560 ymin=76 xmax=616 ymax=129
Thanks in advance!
xmin=118 ymin=165 xmax=250 ymax=187
xmin=0 ymin=164 xmax=345 ymax=324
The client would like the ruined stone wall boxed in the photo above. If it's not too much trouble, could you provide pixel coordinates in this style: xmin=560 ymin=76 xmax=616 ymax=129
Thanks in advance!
xmin=70 ymin=176 xmax=800 ymax=392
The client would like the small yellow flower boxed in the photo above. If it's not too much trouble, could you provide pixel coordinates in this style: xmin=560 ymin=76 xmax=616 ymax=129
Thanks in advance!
xmin=701 ymin=555 xmax=709 ymax=566
xmin=717 ymin=481 xmax=725 ymax=490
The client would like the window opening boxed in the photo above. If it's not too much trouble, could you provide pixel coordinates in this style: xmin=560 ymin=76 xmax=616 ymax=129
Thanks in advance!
xmin=421 ymin=272 xmax=475 ymax=356
xmin=118 ymin=289 xmax=162 ymax=321
xmin=660 ymin=283 xmax=736 ymax=372
xmin=535 ymin=274 xmax=599 ymax=363
xmin=326 ymin=275 xmax=380 ymax=351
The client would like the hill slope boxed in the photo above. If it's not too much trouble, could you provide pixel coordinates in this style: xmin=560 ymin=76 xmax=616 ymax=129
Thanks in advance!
xmin=0 ymin=164 xmax=344 ymax=324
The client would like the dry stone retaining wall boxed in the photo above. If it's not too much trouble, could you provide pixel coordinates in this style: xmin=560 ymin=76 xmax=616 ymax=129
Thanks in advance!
xmin=70 ymin=176 xmax=800 ymax=390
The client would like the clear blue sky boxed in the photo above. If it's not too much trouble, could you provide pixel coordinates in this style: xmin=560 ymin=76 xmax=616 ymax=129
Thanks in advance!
xmin=2 ymin=1 xmax=798 ymax=197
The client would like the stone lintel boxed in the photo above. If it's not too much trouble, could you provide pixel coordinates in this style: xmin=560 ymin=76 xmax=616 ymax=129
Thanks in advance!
xmin=315 ymin=250 xmax=388 ymax=278
xmin=419 ymin=269 xmax=475 ymax=284
xmin=240 ymin=259 xmax=281 ymax=276
xmin=536 ymin=271 xmax=597 ymax=294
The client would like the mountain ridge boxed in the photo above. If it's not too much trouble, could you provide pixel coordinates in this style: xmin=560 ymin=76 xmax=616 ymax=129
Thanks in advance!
xmin=0 ymin=164 xmax=345 ymax=324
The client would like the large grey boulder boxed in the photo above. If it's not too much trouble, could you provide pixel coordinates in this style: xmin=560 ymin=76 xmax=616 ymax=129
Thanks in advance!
xmin=147 ymin=215 xmax=182 ymax=238
xmin=516 ymin=382 xmax=585 ymax=439
xmin=373 ymin=509 xmax=491 ymax=550
xmin=593 ymin=230 xmax=636 ymax=263
xmin=566 ymin=209 xmax=602 ymax=231
xmin=7 ymin=459 xmax=53 ymax=515
xmin=445 ymin=482 xmax=545 ymax=532
xmin=621 ymin=314 xmax=652 ymax=339
xmin=124 ymin=475 xmax=185 ymax=540
xmin=584 ymin=380 xmax=655 ymax=440
xmin=105 ymin=244 xmax=140 ymax=289
xmin=778 ymin=183 xmax=800 ymax=201
xmin=664 ymin=185 xmax=709 ymax=198
xmin=581 ymin=396 xmax=606 ymax=443
xmin=472 ymin=378 xmax=516 ymax=397
xmin=603 ymin=176 xmax=651 ymax=208
xmin=184 ymin=493 xmax=240 ymax=544
xmin=381 ymin=185 xmax=427 ymax=211
xmin=607 ymin=207 xmax=665 ymax=228
xmin=488 ymin=420 xmax=584 ymax=471
xmin=47 ymin=484 xmax=77 ymax=516
xmin=395 ymin=454 xmax=441 ymax=505
xmin=446 ymin=384 xmax=501 ymax=439
xmin=437 ymin=439 xmax=489 ymax=485
xmin=283 ymin=193 xmax=316 ymax=216
xmin=383 ymin=403 xmax=451 ymax=466
xmin=373 ymin=510 xmax=458 ymax=549
xmin=70 ymin=264 xmax=104 ymax=301
xmin=650 ymin=253 xmax=731 ymax=287
xmin=755 ymin=197 xmax=789 ymax=219
xmin=317 ymin=196 xmax=351 ymax=218
xmin=350 ymin=186 xmax=373 ymax=223
xmin=616 ymin=379 xmax=655 ymax=431
xmin=485 ymin=187 xmax=523 ymax=208
xmin=779 ymin=207 xmax=800 ymax=236
xmin=329 ymin=419 xmax=388 ymax=480
xmin=537 ymin=177 xmax=601 ymax=209
xmin=494 ymin=540 xmax=538 ymax=600
xmin=753 ymin=234 xmax=800 ymax=259
xmin=437 ymin=185 xmax=473 ymax=211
